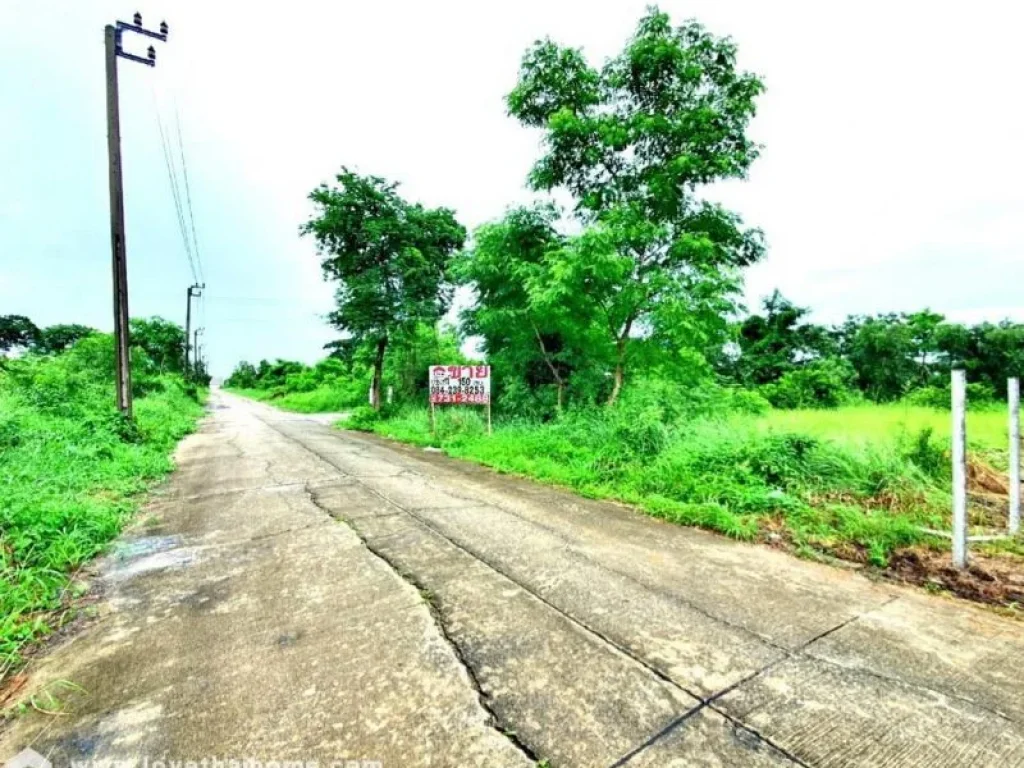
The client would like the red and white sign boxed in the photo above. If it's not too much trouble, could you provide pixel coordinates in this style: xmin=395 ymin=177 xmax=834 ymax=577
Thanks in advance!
xmin=429 ymin=365 xmax=491 ymax=405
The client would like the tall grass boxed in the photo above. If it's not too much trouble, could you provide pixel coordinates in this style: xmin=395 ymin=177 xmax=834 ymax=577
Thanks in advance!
xmin=349 ymin=403 xmax=951 ymax=568
xmin=0 ymin=338 xmax=205 ymax=670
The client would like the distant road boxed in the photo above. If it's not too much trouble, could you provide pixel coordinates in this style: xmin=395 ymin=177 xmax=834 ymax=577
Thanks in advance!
xmin=4 ymin=391 xmax=1023 ymax=767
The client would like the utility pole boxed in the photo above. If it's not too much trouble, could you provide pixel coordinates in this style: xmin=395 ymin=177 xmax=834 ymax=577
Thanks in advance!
xmin=193 ymin=327 xmax=204 ymax=379
xmin=105 ymin=13 xmax=168 ymax=417
xmin=184 ymin=283 xmax=202 ymax=374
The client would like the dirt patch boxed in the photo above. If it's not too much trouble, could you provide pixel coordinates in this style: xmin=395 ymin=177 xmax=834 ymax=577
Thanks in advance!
xmin=886 ymin=548 xmax=1024 ymax=608
xmin=0 ymin=674 xmax=28 ymax=711
xmin=969 ymin=459 xmax=1015 ymax=496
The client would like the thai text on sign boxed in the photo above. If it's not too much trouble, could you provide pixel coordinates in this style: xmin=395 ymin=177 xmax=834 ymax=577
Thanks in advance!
xmin=429 ymin=365 xmax=491 ymax=404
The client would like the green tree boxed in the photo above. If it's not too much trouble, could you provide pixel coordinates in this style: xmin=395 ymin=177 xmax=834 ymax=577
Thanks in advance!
xmin=843 ymin=315 xmax=917 ymax=401
xmin=0 ymin=315 xmax=40 ymax=354
xmin=225 ymin=361 xmax=258 ymax=389
xmin=455 ymin=204 xmax=588 ymax=410
xmin=965 ymin=322 xmax=1024 ymax=397
xmin=302 ymin=169 xmax=466 ymax=409
xmin=129 ymin=317 xmax=187 ymax=376
xmin=906 ymin=309 xmax=944 ymax=386
xmin=35 ymin=324 xmax=97 ymax=355
xmin=507 ymin=8 xmax=765 ymax=403
xmin=731 ymin=291 xmax=833 ymax=386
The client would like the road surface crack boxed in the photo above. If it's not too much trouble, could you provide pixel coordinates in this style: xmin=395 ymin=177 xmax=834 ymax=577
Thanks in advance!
xmin=259 ymin=412 xmax=809 ymax=766
xmin=303 ymin=483 xmax=544 ymax=766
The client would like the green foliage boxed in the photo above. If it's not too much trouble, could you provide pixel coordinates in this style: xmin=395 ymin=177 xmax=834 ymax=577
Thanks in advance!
xmin=33 ymin=324 xmax=97 ymax=355
xmin=0 ymin=334 xmax=204 ymax=668
xmin=129 ymin=317 xmax=188 ymax=376
xmin=504 ymin=8 xmax=766 ymax=405
xmin=0 ymin=315 xmax=40 ymax=353
xmin=719 ymin=293 xmax=1024 ymax=409
xmin=225 ymin=324 xmax=468 ymax=414
xmin=903 ymin=382 xmax=998 ymax=410
xmin=724 ymin=290 xmax=835 ymax=386
xmin=453 ymin=204 xmax=584 ymax=412
xmin=301 ymin=169 xmax=466 ymax=409
xmin=761 ymin=358 xmax=857 ymax=409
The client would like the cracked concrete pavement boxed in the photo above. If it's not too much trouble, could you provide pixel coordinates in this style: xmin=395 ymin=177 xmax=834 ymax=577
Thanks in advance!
xmin=3 ymin=390 xmax=1024 ymax=767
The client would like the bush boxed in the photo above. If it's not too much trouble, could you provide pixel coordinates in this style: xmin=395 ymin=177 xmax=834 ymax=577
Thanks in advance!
xmin=345 ymin=405 xmax=383 ymax=431
xmin=762 ymin=358 xmax=857 ymax=409
xmin=904 ymin=381 xmax=998 ymax=410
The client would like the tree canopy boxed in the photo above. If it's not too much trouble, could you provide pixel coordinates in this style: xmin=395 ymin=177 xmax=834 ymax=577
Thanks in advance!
xmin=504 ymin=8 xmax=766 ymax=403
xmin=302 ymin=169 xmax=466 ymax=409
xmin=0 ymin=315 xmax=40 ymax=354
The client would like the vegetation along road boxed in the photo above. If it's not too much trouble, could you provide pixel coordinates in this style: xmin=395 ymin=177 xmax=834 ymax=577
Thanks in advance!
xmin=3 ymin=389 xmax=1022 ymax=766
xmin=4 ymin=6 xmax=1024 ymax=767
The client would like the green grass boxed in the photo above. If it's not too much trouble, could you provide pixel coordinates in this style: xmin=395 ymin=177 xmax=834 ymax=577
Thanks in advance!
xmin=344 ymin=403 xmax=955 ymax=568
xmin=226 ymin=385 xmax=363 ymax=414
xmin=0 ymin=342 xmax=205 ymax=671
xmin=760 ymin=404 xmax=1010 ymax=470
xmin=760 ymin=404 xmax=1008 ymax=451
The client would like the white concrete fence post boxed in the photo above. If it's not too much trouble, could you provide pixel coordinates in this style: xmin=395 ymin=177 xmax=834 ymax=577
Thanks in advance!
xmin=951 ymin=369 xmax=968 ymax=569
xmin=1010 ymin=377 xmax=1020 ymax=535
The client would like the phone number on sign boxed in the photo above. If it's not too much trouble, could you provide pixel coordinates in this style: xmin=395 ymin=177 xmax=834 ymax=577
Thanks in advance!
xmin=430 ymin=391 xmax=490 ymax=404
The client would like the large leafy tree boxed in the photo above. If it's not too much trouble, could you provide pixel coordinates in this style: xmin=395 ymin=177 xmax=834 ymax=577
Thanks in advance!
xmin=730 ymin=291 xmax=834 ymax=386
xmin=302 ymin=169 xmax=466 ymax=409
xmin=507 ymin=8 xmax=765 ymax=403
xmin=35 ymin=324 xmax=96 ymax=355
xmin=130 ymin=317 xmax=188 ymax=375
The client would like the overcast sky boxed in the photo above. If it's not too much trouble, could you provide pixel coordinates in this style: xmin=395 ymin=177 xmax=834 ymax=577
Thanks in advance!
xmin=2 ymin=1 xmax=1022 ymax=376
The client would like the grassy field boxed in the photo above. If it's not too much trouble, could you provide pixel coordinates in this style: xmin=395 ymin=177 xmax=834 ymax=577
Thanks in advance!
xmin=226 ymin=386 xmax=360 ymax=414
xmin=760 ymin=404 xmax=1009 ymax=454
xmin=1 ymin=342 xmax=205 ymax=672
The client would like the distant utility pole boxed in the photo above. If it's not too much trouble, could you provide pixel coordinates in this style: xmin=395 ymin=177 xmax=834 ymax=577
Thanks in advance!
xmin=105 ymin=12 xmax=168 ymax=417
xmin=193 ymin=327 xmax=204 ymax=378
xmin=184 ymin=283 xmax=203 ymax=373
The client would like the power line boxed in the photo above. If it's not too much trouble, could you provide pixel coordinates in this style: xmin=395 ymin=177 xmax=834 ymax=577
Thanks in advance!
xmin=174 ymin=102 xmax=204 ymax=284
xmin=205 ymin=295 xmax=309 ymax=304
xmin=153 ymin=92 xmax=199 ymax=284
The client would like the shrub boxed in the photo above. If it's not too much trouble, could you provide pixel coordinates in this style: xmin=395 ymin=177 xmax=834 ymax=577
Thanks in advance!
xmin=0 ymin=339 xmax=204 ymax=667
xmin=904 ymin=381 xmax=998 ymax=410
xmin=762 ymin=358 xmax=856 ymax=409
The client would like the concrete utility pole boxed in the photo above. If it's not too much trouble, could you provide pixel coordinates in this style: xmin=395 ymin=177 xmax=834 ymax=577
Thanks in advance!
xmin=105 ymin=13 xmax=168 ymax=417
xmin=193 ymin=328 xmax=204 ymax=378
xmin=951 ymin=369 xmax=968 ymax=568
xmin=184 ymin=283 xmax=202 ymax=373
xmin=1010 ymin=377 xmax=1020 ymax=534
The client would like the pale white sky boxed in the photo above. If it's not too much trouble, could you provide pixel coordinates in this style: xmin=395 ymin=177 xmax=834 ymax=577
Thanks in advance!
xmin=2 ymin=1 xmax=1022 ymax=375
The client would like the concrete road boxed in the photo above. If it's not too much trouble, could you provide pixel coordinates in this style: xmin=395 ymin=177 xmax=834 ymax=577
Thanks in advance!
xmin=4 ymin=391 xmax=1023 ymax=767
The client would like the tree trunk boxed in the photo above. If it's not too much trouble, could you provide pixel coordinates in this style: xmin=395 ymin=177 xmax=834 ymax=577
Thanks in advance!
xmin=607 ymin=358 xmax=624 ymax=406
xmin=532 ymin=321 xmax=566 ymax=412
xmin=371 ymin=335 xmax=387 ymax=411
xmin=605 ymin=320 xmax=632 ymax=407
